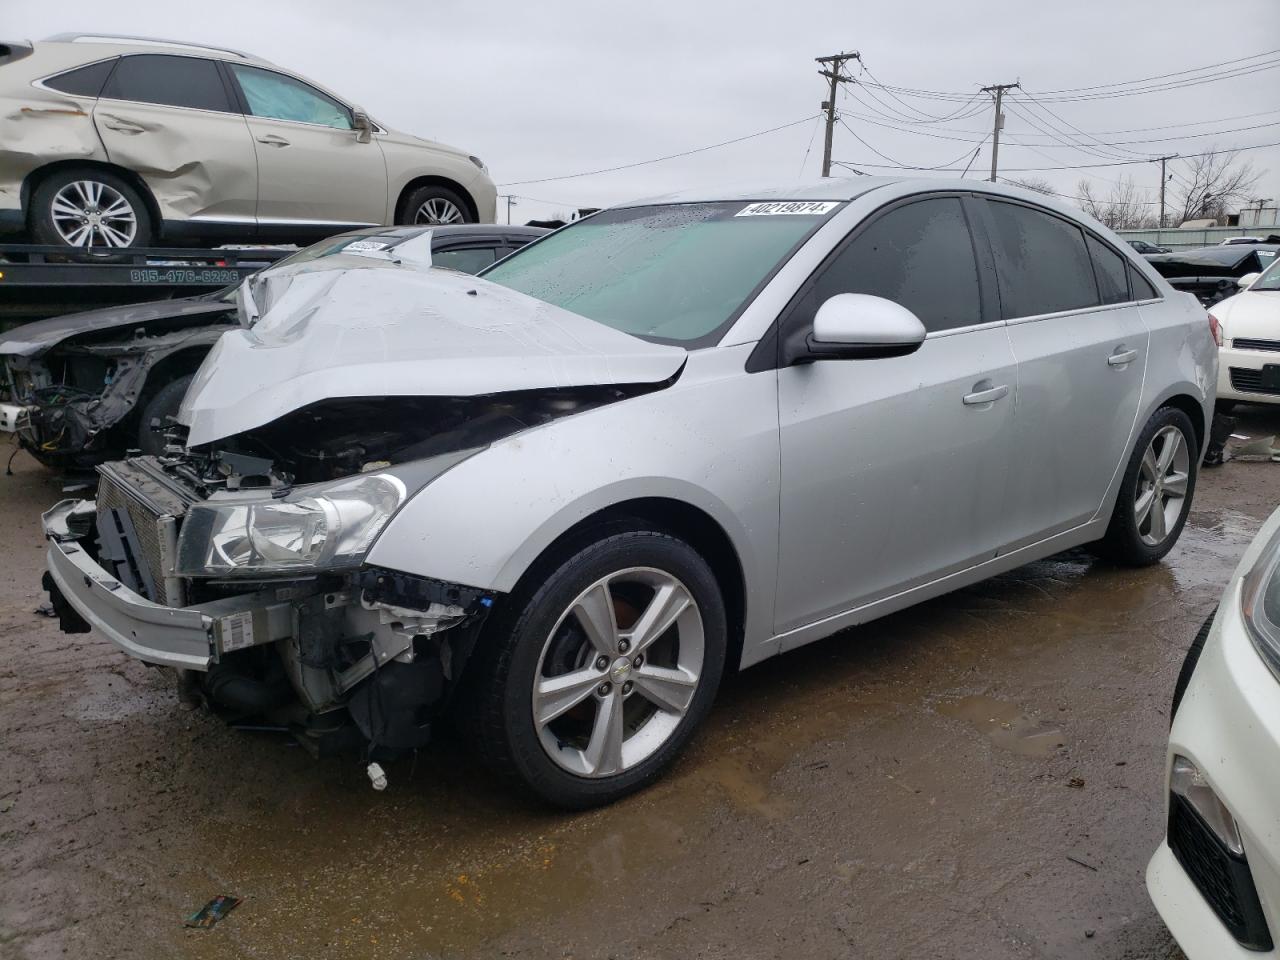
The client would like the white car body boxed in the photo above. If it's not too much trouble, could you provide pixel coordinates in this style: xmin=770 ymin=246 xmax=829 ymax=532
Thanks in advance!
xmin=1213 ymin=259 xmax=1280 ymax=404
xmin=1147 ymin=505 xmax=1280 ymax=956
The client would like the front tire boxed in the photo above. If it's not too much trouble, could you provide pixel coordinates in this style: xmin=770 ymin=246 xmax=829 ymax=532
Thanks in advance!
xmin=30 ymin=168 xmax=153 ymax=254
xmin=135 ymin=374 xmax=193 ymax=455
xmin=1094 ymin=406 xmax=1198 ymax=566
xmin=465 ymin=529 xmax=726 ymax=809
xmin=398 ymin=184 xmax=472 ymax=225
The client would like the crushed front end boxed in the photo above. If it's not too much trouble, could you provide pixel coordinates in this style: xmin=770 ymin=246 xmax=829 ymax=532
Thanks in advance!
xmin=42 ymin=444 xmax=496 ymax=759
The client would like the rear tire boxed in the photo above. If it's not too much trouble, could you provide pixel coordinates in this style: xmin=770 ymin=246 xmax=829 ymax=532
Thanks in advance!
xmin=30 ymin=167 xmax=153 ymax=257
xmin=398 ymin=184 xmax=473 ymax=225
xmin=1093 ymin=406 xmax=1198 ymax=566
xmin=463 ymin=529 xmax=726 ymax=809
xmin=135 ymin=374 xmax=193 ymax=455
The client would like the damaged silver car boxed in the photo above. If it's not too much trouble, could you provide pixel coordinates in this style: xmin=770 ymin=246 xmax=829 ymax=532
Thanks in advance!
xmin=1 ymin=224 xmax=545 ymax=468
xmin=43 ymin=179 xmax=1215 ymax=807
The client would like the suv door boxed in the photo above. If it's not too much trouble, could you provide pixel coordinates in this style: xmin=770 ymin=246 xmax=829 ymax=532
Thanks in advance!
xmin=93 ymin=54 xmax=257 ymax=225
xmin=225 ymin=64 xmax=388 ymax=228
xmin=974 ymin=198 xmax=1148 ymax=545
xmin=773 ymin=195 xmax=1018 ymax=636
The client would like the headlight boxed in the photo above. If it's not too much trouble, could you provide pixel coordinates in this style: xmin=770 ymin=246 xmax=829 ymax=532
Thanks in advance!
xmin=1240 ymin=519 xmax=1280 ymax=678
xmin=177 ymin=473 xmax=406 ymax=577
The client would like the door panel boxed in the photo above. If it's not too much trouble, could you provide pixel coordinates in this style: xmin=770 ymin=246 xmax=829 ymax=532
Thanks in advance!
xmin=227 ymin=64 xmax=386 ymax=225
xmin=93 ymin=54 xmax=257 ymax=223
xmin=776 ymin=330 xmax=1017 ymax=634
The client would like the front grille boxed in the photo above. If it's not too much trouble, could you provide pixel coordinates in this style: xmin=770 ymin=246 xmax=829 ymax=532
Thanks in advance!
xmin=1229 ymin=367 xmax=1280 ymax=396
xmin=94 ymin=458 xmax=195 ymax=606
xmin=1168 ymin=794 xmax=1273 ymax=950
xmin=1233 ymin=338 xmax=1280 ymax=353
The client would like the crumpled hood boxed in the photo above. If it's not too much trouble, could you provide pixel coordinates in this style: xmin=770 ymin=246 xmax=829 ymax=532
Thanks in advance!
xmin=179 ymin=266 xmax=687 ymax=447
xmin=0 ymin=296 xmax=233 ymax=357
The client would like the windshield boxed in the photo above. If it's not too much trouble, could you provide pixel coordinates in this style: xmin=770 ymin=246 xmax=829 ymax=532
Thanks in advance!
xmin=1252 ymin=257 xmax=1280 ymax=291
xmin=481 ymin=201 xmax=840 ymax=346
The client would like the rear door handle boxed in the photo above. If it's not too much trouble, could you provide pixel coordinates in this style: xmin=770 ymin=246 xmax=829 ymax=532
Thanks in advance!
xmin=100 ymin=116 xmax=144 ymax=134
xmin=962 ymin=383 xmax=1009 ymax=406
xmin=1107 ymin=348 xmax=1139 ymax=366
xmin=256 ymin=134 xmax=290 ymax=147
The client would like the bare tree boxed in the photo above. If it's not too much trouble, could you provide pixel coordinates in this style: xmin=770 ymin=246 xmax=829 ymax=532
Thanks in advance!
xmin=1171 ymin=146 xmax=1262 ymax=225
xmin=1006 ymin=176 xmax=1056 ymax=196
xmin=1075 ymin=176 xmax=1155 ymax=230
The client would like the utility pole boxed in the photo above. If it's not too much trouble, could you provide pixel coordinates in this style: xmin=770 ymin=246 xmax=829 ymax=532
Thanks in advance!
xmin=504 ymin=195 xmax=517 ymax=225
xmin=1156 ymin=154 xmax=1178 ymax=229
xmin=981 ymin=82 xmax=1019 ymax=183
xmin=816 ymin=52 xmax=858 ymax=177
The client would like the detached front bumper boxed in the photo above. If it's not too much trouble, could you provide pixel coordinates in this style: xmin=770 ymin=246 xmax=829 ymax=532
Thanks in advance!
xmin=44 ymin=499 xmax=216 ymax=670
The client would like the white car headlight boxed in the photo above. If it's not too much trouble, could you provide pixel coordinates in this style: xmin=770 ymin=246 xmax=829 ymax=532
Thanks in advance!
xmin=176 ymin=473 xmax=406 ymax=577
xmin=1241 ymin=523 xmax=1280 ymax=678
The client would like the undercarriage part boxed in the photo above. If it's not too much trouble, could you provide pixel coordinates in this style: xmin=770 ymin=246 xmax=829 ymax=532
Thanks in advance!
xmin=203 ymin=651 xmax=294 ymax=717
xmin=347 ymin=657 xmax=445 ymax=751
xmin=40 ymin=570 xmax=90 ymax=633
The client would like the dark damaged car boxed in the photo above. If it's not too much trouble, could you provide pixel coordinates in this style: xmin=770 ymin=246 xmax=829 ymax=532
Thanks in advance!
xmin=0 ymin=224 xmax=546 ymax=468
xmin=1146 ymin=243 xmax=1279 ymax=306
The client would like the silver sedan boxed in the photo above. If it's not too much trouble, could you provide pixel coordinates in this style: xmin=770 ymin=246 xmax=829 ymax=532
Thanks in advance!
xmin=42 ymin=178 xmax=1215 ymax=807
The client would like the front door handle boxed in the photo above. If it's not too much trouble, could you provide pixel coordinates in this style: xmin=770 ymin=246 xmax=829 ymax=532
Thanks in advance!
xmin=256 ymin=134 xmax=290 ymax=147
xmin=962 ymin=382 xmax=1009 ymax=406
xmin=1107 ymin=348 xmax=1139 ymax=366
xmin=100 ymin=116 xmax=144 ymax=134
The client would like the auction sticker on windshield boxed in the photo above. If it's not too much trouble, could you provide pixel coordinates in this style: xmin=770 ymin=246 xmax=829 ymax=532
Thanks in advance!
xmin=735 ymin=201 xmax=841 ymax=217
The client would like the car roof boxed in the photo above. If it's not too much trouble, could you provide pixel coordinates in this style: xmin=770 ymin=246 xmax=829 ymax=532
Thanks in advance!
xmin=39 ymin=33 xmax=275 ymax=66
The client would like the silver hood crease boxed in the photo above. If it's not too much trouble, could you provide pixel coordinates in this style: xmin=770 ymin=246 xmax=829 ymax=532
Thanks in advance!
xmin=178 ymin=266 xmax=688 ymax=447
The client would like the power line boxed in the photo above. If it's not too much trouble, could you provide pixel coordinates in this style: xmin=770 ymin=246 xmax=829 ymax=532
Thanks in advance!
xmin=498 ymin=115 xmax=819 ymax=186
xmin=1034 ymin=48 xmax=1280 ymax=95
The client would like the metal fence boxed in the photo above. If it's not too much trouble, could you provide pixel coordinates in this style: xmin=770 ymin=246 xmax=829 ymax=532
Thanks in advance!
xmin=1116 ymin=226 xmax=1278 ymax=250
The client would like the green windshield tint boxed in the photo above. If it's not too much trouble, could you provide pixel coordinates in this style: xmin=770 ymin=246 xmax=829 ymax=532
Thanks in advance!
xmin=482 ymin=202 xmax=838 ymax=345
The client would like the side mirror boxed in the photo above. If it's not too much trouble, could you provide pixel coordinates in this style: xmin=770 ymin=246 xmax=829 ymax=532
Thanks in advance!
xmin=1238 ymin=272 xmax=1261 ymax=289
xmin=352 ymin=109 xmax=373 ymax=144
xmin=800 ymin=293 xmax=927 ymax=362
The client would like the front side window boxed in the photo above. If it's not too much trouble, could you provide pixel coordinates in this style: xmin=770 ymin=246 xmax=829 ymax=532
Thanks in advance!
xmin=985 ymin=200 xmax=1100 ymax=319
xmin=483 ymin=201 xmax=838 ymax=346
xmin=44 ymin=58 xmax=116 ymax=97
xmin=229 ymin=65 xmax=351 ymax=129
xmin=101 ymin=54 xmax=231 ymax=112
xmin=803 ymin=196 xmax=982 ymax=334
xmin=1087 ymin=235 xmax=1131 ymax=305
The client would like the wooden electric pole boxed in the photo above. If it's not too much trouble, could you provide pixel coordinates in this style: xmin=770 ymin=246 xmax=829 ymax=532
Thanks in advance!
xmin=1156 ymin=155 xmax=1178 ymax=228
xmin=981 ymin=82 xmax=1019 ymax=183
xmin=816 ymin=52 xmax=858 ymax=177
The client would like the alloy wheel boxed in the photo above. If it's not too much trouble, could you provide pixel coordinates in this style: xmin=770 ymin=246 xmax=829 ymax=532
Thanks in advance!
xmin=413 ymin=198 xmax=463 ymax=224
xmin=532 ymin=567 xmax=705 ymax=778
xmin=1135 ymin=424 xmax=1191 ymax=546
xmin=50 ymin=180 xmax=138 ymax=248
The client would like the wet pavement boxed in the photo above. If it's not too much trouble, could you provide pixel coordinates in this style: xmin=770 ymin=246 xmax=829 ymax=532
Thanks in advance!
xmin=4 ymin=408 xmax=1280 ymax=960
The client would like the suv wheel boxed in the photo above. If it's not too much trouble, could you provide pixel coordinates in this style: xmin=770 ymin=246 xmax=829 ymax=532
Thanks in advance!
xmin=400 ymin=184 xmax=471 ymax=225
xmin=464 ymin=529 xmax=727 ymax=808
xmin=31 ymin=168 xmax=153 ymax=253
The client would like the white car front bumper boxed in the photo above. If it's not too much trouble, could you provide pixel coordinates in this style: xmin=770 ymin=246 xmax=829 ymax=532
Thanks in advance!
xmin=1218 ymin=343 xmax=1280 ymax=404
xmin=1147 ymin=580 xmax=1280 ymax=957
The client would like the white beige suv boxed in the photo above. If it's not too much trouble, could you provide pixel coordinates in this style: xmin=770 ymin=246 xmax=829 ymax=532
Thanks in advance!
xmin=0 ymin=34 xmax=497 ymax=250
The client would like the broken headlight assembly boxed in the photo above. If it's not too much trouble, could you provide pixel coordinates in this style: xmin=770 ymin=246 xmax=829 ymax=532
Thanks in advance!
xmin=1240 ymin=522 xmax=1280 ymax=682
xmin=176 ymin=472 xmax=407 ymax=576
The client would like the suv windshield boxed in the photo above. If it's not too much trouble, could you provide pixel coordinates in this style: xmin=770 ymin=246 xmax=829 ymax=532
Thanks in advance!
xmin=482 ymin=201 xmax=840 ymax=346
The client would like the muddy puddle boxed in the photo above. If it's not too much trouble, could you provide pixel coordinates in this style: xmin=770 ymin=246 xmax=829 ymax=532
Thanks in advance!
xmin=936 ymin=695 xmax=1065 ymax=757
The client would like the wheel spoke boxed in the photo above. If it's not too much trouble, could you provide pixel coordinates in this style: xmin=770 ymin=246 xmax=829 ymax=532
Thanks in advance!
xmin=625 ymin=581 xmax=692 ymax=656
xmin=1134 ymin=487 xmax=1156 ymax=526
xmin=73 ymin=181 xmax=94 ymax=206
xmin=1157 ymin=430 xmax=1182 ymax=474
xmin=630 ymin=664 xmax=698 ymax=716
xmin=99 ymin=222 xmax=130 ymax=247
xmin=1149 ymin=493 xmax=1168 ymax=540
xmin=1163 ymin=471 xmax=1189 ymax=498
xmin=64 ymin=224 xmax=89 ymax=246
xmin=51 ymin=197 xmax=83 ymax=219
xmin=1140 ymin=446 xmax=1158 ymax=483
xmin=571 ymin=581 xmax=619 ymax=657
xmin=533 ymin=668 xmax=602 ymax=726
xmin=99 ymin=199 xmax=132 ymax=219
xmin=583 ymin=689 xmax=624 ymax=775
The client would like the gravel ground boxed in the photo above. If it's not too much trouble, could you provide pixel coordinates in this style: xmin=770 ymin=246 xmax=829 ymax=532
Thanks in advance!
xmin=3 ymin=407 xmax=1280 ymax=960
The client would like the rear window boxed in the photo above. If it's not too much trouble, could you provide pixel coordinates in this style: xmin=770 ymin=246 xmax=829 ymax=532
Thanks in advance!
xmin=43 ymin=58 xmax=116 ymax=97
xmin=102 ymin=54 xmax=232 ymax=112
xmin=1129 ymin=264 xmax=1159 ymax=300
xmin=985 ymin=199 xmax=1100 ymax=319
xmin=1087 ymin=236 xmax=1131 ymax=305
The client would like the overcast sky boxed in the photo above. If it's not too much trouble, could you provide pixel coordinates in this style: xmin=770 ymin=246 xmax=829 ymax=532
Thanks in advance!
xmin=10 ymin=0 xmax=1280 ymax=224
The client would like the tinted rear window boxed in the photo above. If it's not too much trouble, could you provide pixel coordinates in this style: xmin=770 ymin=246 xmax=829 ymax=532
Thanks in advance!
xmin=985 ymin=200 xmax=1100 ymax=318
xmin=1087 ymin=236 xmax=1130 ymax=305
xmin=102 ymin=54 xmax=232 ymax=112
xmin=44 ymin=58 xmax=115 ymax=96
xmin=1129 ymin=264 xmax=1159 ymax=300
